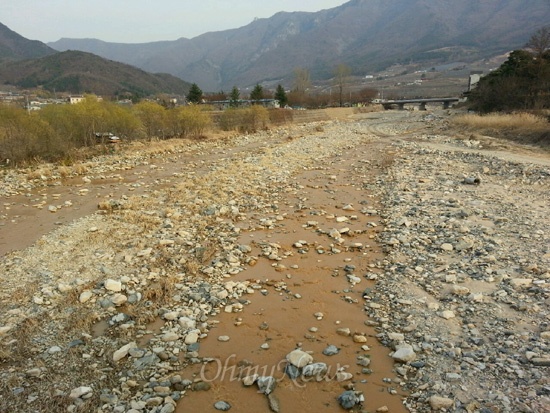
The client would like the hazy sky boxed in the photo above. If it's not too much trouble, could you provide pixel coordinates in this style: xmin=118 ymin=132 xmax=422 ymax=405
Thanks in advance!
xmin=2 ymin=0 xmax=348 ymax=43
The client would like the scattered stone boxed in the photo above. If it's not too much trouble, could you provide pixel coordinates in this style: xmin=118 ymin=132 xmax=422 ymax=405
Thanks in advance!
xmin=113 ymin=342 xmax=137 ymax=362
xmin=428 ymin=395 xmax=454 ymax=410
xmin=440 ymin=310 xmax=455 ymax=320
xmin=256 ymin=376 xmax=276 ymax=395
xmin=336 ymin=371 xmax=353 ymax=382
xmin=392 ymin=344 xmax=417 ymax=363
xmin=337 ymin=390 xmax=364 ymax=410
xmin=104 ymin=279 xmax=122 ymax=292
xmin=440 ymin=243 xmax=453 ymax=252
xmin=336 ymin=327 xmax=351 ymax=337
xmin=192 ymin=382 xmax=211 ymax=391
xmin=284 ymin=363 xmax=300 ymax=380
xmin=79 ymin=290 xmax=93 ymax=303
xmin=69 ymin=386 xmax=93 ymax=399
xmin=267 ymin=393 xmax=280 ymax=413
xmin=185 ymin=332 xmax=200 ymax=345
xmin=323 ymin=345 xmax=340 ymax=356
xmin=302 ymin=362 xmax=328 ymax=378
xmin=286 ymin=349 xmax=313 ymax=368
xmin=214 ymin=401 xmax=231 ymax=411
xmin=242 ymin=375 xmax=258 ymax=386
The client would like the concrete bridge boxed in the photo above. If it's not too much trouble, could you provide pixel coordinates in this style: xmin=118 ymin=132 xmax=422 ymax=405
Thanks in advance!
xmin=381 ymin=97 xmax=460 ymax=110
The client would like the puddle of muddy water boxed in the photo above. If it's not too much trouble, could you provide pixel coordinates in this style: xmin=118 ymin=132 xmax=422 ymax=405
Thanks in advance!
xmin=176 ymin=143 xmax=408 ymax=412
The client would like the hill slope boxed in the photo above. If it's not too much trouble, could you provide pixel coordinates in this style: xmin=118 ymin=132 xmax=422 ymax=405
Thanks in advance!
xmin=0 ymin=22 xmax=56 ymax=61
xmin=0 ymin=50 xmax=192 ymax=97
xmin=48 ymin=0 xmax=550 ymax=91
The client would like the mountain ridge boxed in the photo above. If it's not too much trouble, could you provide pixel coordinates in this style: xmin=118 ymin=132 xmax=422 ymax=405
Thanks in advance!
xmin=0 ymin=50 xmax=192 ymax=97
xmin=0 ymin=22 xmax=57 ymax=61
xmin=47 ymin=0 xmax=550 ymax=91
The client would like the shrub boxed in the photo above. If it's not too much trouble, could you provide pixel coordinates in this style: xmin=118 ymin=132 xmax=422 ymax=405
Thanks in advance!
xmin=0 ymin=105 xmax=66 ymax=165
xmin=173 ymin=105 xmax=211 ymax=138
xmin=219 ymin=106 xmax=269 ymax=133
xmin=269 ymin=108 xmax=293 ymax=125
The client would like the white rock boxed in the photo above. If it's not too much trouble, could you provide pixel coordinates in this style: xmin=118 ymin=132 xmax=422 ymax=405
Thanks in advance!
xmin=57 ymin=283 xmax=73 ymax=293
xmin=113 ymin=342 xmax=137 ymax=362
xmin=218 ymin=335 xmax=230 ymax=342
xmin=26 ymin=368 xmax=41 ymax=377
xmin=510 ymin=278 xmax=533 ymax=288
xmin=392 ymin=345 xmax=416 ymax=362
xmin=388 ymin=332 xmax=405 ymax=341
xmin=178 ymin=317 xmax=196 ymax=330
xmin=163 ymin=311 xmax=179 ymax=321
xmin=336 ymin=372 xmax=353 ymax=382
xmin=79 ymin=291 xmax=93 ymax=303
xmin=452 ymin=285 xmax=470 ymax=296
xmin=242 ymin=374 xmax=258 ymax=386
xmin=69 ymin=386 xmax=93 ymax=399
xmin=111 ymin=293 xmax=128 ymax=306
xmin=347 ymin=274 xmax=362 ymax=284
xmin=162 ymin=332 xmax=180 ymax=342
xmin=104 ymin=279 xmax=122 ymax=292
xmin=185 ymin=332 xmax=200 ymax=345
xmin=441 ymin=243 xmax=453 ymax=252
xmin=440 ymin=310 xmax=455 ymax=320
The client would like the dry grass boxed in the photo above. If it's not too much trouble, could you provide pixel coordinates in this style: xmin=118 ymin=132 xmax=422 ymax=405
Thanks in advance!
xmin=453 ymin=112 xmax=548 ymax=130
xmin=57 ymin=165 xmax=71 ymax=178
xmin=72 ymin=163 xmax=89 ymax=175
xmin=353 ymin=105 xmax=384 ymax=114
xmin=26 ymin=167 xmax=53 ymax=180
xmin=452 ymin=112 xmax=549 ymax=145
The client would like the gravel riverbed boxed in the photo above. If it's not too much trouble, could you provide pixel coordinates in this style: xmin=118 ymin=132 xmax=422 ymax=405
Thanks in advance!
xmin=0 ymin=109 xmax=548 ymax=413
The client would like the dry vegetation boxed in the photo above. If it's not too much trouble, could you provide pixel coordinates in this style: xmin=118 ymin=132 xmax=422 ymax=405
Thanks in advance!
xmin=451 ymin=112 xmax=550 ymax=145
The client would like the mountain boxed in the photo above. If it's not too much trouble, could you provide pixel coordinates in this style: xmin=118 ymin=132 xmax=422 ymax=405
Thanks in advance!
xmin=48 ymin=0 xmax=550 ymax=91
xmin=0 ymin=22 xmax=56 ymax=61
xmin=0 ymin=50 xmax=192 ymax=97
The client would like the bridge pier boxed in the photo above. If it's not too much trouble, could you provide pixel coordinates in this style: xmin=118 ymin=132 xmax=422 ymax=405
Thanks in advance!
xmin=419 ymin=102 xmax=427 ymax=111
xmin=398 ymin=103 xmax=405 ymax=110
xmin=443 ymin=101 xmax=451 ymax=109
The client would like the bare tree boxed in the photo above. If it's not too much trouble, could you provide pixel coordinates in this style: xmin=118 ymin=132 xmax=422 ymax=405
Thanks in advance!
xmin=526 ymin=26 xmax=550 ymax=59
xmin=292 ymin=67 xmax=311 ymax=107
xmin=333 ymin=64 xmax=351 ymax=107
xmin=293 ymin=67 xmax=311 ymax=94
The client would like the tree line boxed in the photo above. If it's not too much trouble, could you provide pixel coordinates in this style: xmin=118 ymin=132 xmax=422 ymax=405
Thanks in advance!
xmin=0 ymin=94 xmax=302 ymax=165
xmin=468 ymin=26 xmax=550 ymax=113
xmin=0 ymin=96 xmax=212 ymax=165
xmin=188 ymin=64 xmax=376 ymax=109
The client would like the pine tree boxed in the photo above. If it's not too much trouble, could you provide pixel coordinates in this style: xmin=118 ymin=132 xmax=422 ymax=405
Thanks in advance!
xmin=187 ymin=83 xmax=203 ymax=104
xmin=229 ymin=86 xmax=240 ymax=107
xmin=250 ymin=84 xmax=264 ymax=103
xmin=275 ymin=84 xmax=288 ymax=107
